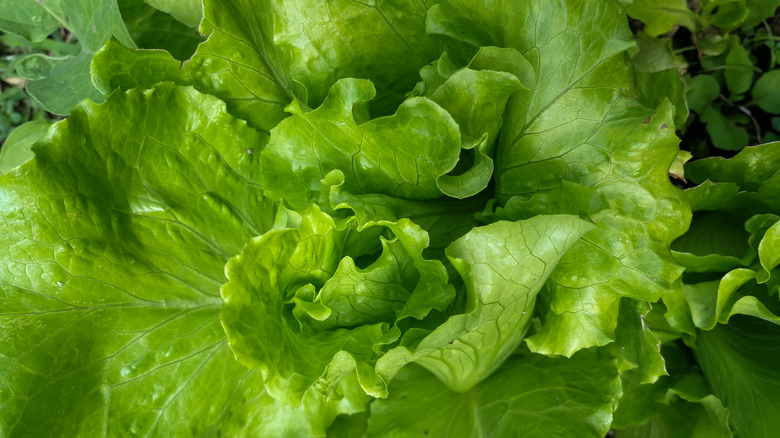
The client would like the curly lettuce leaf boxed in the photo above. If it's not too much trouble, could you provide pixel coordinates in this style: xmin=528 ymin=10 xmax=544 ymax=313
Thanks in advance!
xmin=410 ymin=52 xmax=523 ymax=198
xmin=260 ymin=79 xmax=463 ymax=207
xmin=377 ymin=215 xmax=595 ymax=392
xmin=0 ymin=84 xmax=355 ymax=436
xmin=93 ymin=0 xmax=444 ymax=132
xmin=93 ymin=0 xmax=294 ymax=133
xmin=273 ymin=0 xmax=441 ymax=114
xmin=220 ymin=205 xmax=455 ymax=404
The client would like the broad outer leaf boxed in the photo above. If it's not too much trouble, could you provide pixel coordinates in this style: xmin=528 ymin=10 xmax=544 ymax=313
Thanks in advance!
xmin=376 ymin=215 xmax=595 ymax=392
xmin=0 ymin=84 xmax=355 ymax=436
xmin=368 ymin=348 xmax=620 ymax=438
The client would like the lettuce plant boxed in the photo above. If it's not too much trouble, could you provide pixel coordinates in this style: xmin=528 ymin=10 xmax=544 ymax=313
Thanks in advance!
xmin=1 ymin=1 xmax=779 ymax=437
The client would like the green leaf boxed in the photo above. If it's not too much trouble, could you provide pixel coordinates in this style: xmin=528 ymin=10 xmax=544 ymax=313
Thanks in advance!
xmin=701 ymin=108 xmax=749 ymax=151
xmin=260 ymin=79 xmax=463 ymax=208
xmin=637 ymin=69 xmax=689 ymax=132
xmin=143 ymin=0 xmax=203 ymax=28
xmin=616 ymin=372 xmax=733 ymax=438
xmin=758 ymin=220 xmax=780 ymax=273
xmin=0 ymin=84 xmax=365 ymax=436
xmin=92 ymin=39 xmax=191 ymax=92
xmin=13 ymin=0 xmax=137 ymax=114
xmin=26 ymin=51 xmax=106 ymax=114
xmin=368 ymin=348 xmax=621 ymax=438
xmin=686 ymin=75 xmax=721 ymax=115
xmin=376 ymin=215 xmax=595 ymax=392
xmin=609 ymin=299 xmax=667 ymax=384
xmin=94 ymin=0 xmax=294 ymax=132
xmin=686 ymin=142 xmax=780 ymax=191
xmin=47 ymin=0 xmax=135 ymax=51
xmin=273 ymin=0 xmax=441 ymax=114
xmin=0 ymin=120 xmax=50 ymax=174
xmin=323 ymin=170 xmax=488 ymax=255
xmin=15 ymin=53 xmax=66 ymax=80
xmin=497 ymin=180 xmax=609 ymax=221
xmin=697 ymin=317 xmax=780 ymax=438
xmin=426 ymin=0 xmax=689 ymax=357
xmin=685 ymin=181 xmax=741 ymax=212
xmin=0 ymin=0 xmax=60 ymax=42
xmin=752 ymin=69 xmax=780 ymax=114
xmin=632 ymin=33 xmax=687 ymax=74
xmin=626 ymin=0 xmax=698 ymax=36
xmin=118 ymin=0 xmax=203 ymax=60
xmin=743 ymin=0 xmax=780 ymax=26
xmin=703 ymin=0 xmax=750 ymax=30
xmin=669 ymin=150 xmax=692 ymax=182
xmin=220 ymin=205 xmax=454 ymax=404
xmin=413 ymin=51 xmax=523 ymax=198
xmin=724 ymin=42 xmax=754 ymax=96
xmin=671 ymin=212 xmax=754 ymax=272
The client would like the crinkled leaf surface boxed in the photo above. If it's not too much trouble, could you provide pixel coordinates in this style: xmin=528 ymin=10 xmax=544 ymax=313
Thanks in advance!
xmin=428 ymin=0 xmax=689 ymax=356
xmin=0 ymin=84 xmax=357 ymax=436
xmin=93 ymin=0 xmax=294 ymax=133
xmin=94 ymin=0 xmax=444 ymax=132
xmin=609 ymin=299 xmax=666 ymax=384
xmin=220 ymin=206 xmax=454 ymax=404
xmin=411 ymin=52 xmax=523 ymax=198
xmin=273 ymin=0 xmax=441 ymax=114
xmin=260 ymin=79 xmax=464 ymax=207
xmin=368 ymin=348 xmax=620 ymax=438
xmin=377 ymin=215 xmax=595 ymax=392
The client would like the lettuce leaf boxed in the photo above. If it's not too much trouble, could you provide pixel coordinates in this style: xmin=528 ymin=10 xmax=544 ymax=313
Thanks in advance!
xmin=0 ymin=84 xmax=355 ymax=436
xmin=368 ymin=348 xmax=620 ymax=438
xmin=0 ymin=0 xmax=728 ymax=435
